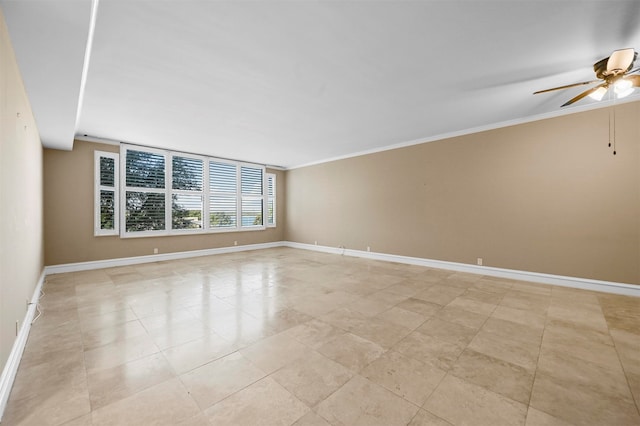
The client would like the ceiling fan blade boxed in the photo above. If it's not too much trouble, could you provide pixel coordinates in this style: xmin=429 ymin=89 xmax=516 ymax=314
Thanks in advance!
xmin=533 ymin=80 xmax=600 ymax=95
xmin=561 ymin=83 xmax=607 ymax=107
xmin=607 ymin=48 xmax=636 ymax=73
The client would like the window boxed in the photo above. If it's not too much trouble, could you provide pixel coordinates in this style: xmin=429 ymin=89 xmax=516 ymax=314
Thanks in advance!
xmin=116 ymin=144 xmax=268 ymax=237
xmin=266 ymin=173 xmax=276 ymax=227
xmin=122 ymin=147 xmax=167 ymax=235
xmin=94 ymin=151 xmax=119 ymax=236
xmin=210 ymin=161 xmax=237 ymax=229
xmin=241 ymin=165 xmax=264 ymax=227
xmin=171 ymin=155 xmax=204 ymax=230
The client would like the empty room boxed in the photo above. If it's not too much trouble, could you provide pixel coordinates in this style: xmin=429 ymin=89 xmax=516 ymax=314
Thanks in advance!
xmin=1 ymin=1 xmax=639 ymax=425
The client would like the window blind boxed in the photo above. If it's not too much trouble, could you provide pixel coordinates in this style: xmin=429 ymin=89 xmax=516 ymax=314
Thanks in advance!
xmin=95 ymin=151 xmax=119 ymax=236
xmin=126 ymin=150 xmax=165 ymax=189
xmin=117 ymin=144 xmax=266 ymax=236
xmin=172 ymin=156 xmax=203 ymax=191
xmin=210 ymin=161 xmax=237 ymax=228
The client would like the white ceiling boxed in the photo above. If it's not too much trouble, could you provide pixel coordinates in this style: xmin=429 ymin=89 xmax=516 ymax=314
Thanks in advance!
xmin=3 ymin=0 xmax=640 ymax=168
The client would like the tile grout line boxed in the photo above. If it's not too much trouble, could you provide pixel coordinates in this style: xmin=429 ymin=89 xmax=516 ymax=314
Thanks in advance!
xmin=524 ymin=288 xmax=553 ymax=424
xmin=297 ymin=280 xmax=433 ymax=424
xmin=409 ymin=281 xmax=496 ymax=412
xmin=597 ymin=295 xmax=640 ymax=418
xmin=77 ymin=281 xmax=93 ymax=423
xmin=416 ymin=279 xmax=509 ymax=425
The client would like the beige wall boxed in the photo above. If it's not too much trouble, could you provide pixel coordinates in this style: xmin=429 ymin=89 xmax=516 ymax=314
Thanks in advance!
xmin=285 ymin=103 xmax=640 ymax=284
xmin=44 ymin=140 xmax=285 ymax=266
xmin=0 ymin=9 xmax=44 ymax=369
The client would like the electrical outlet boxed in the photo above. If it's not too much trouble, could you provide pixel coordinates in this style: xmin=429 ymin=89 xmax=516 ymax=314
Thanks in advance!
xmin=366 ymin=246 xmax=371 ymax=252
xmin=477 ymin=258 xmax=483 ymax=266
xmin=314 ymin=240 xmax=317 ymax=245
xmin=153 ymin=248 xmax=158 ymax=254
xmin=234 ymin=240 xmax=238 ymax=246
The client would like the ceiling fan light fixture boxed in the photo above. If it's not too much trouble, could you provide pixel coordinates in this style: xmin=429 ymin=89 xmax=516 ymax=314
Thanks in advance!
xmin=615 ymin=87 xmax=634 ymax=98
xmin=588 ymin=86 xmax=608 ymax=101
xmin=614 ymin=78 xmax=633 ymax=91
xmin=614 ymin=78 xmax=634 ymax=98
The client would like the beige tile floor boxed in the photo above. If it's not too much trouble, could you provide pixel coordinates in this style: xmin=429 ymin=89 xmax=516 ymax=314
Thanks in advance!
xmin=3 ymin=247 xmax=640 ymax=426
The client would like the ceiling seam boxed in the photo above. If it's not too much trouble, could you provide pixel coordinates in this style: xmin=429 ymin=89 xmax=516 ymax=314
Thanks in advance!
xmin=74 ymin=0 xmax=99 ymax=137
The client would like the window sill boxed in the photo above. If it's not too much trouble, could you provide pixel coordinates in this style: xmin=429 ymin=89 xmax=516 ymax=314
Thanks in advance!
xmin=119 ymin=225 xmax=268 ymax=239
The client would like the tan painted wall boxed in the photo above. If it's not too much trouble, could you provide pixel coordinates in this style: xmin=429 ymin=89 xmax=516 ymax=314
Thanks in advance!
xmin=285 ymin=103 xmax=640 ymax=284
xmin=44 ymin=140 xmax=285 ymax=266
xmin=0 ymin=9 xmax=44 ymax=369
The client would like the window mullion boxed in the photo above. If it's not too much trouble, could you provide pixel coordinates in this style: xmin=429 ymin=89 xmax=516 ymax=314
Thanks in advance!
xmin=123 ymin=187 xmax=166 ymax=193
xmin=113 ymin=158 xmax=120 ymax=233
xmin=119 ymin=149 xmax=126 ymax=236
xmin=262 ymin=173 xmax=267 ymax=228
xmin=236 ymin=164 xmax=242 ymax=231
xmin=203 ymin=160 xmax=210 ymax=231
xmin=166 ymin=152 xmax=173 ymax=232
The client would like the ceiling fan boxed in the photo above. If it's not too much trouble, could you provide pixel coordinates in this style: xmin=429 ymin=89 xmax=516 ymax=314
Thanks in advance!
xmin=534 ymin=48 xmax=640 ymax=107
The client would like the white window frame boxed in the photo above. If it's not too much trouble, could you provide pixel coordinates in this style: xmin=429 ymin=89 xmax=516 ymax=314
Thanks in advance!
xmin=120 ymin=145 xmax=169 ymax=238
xmin=94 ymin=151 xmax=119 ymax=236
xmin=118 ymin=144 xmax=267 ymax=238
xmin=209 ymin=158 xmax=239 ymax=232
xmin=169 ymin=152 xmax=206 ymax=234
xmin=266 ymin=173 xmax=276 ymax=227
xmin=240 ymin=162 xmax=266 ymax=230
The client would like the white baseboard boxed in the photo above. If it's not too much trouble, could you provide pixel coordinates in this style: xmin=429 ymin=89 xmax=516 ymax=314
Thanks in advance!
xmin=44 ymin=241 xmax=287 ymax=275
xmin=42 ymin=240 xmax=639 ymax=296
xmin=0 ymin=270 xmax=45 ymax=422
xmin=283 ymin=242 xmax=640 ymax=297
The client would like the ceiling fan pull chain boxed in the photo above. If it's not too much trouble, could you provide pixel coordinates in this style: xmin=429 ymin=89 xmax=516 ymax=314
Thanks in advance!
xmin=612 ymin=101 xmax=617 ymax=155
xmin=608 ymin=107 xmax=612 ymax=148
xmin=613 ymin=108 xmax=616 ymax=155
